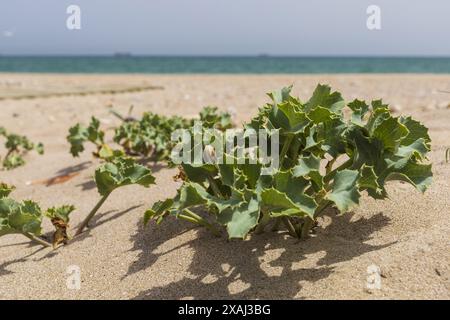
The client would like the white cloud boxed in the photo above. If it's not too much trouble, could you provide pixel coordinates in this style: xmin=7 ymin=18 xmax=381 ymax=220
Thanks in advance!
xmin=3 ymin=30 xmax=14 ymax=38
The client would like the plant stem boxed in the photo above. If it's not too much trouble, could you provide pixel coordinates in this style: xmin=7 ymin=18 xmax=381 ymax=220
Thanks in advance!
xmin=279 ymin=134 xmax=294 ymax=168
xmin=315 ymin=200 xmax=333 ymax=217
xmin=75 ymin=192 xmax=111 ymax=236
xmin=109 ymin=109 xmax=126 ymax=122
xmin=178 ymin=214 xmax=200 ymax=224
xmin=22 ymin=232 xmax=52 ymax=247
xmin=255 ymin=211 xmax=270 ymax=234
xmin=281 ymin=217 xmax=298 ymax=238
xmin=300 ymin=218 xmax=314 ymax=239
xmin=4 ymin=148 xmax=16 ymax=160
xmin=181 ymin=209 xmax=221 ymax=237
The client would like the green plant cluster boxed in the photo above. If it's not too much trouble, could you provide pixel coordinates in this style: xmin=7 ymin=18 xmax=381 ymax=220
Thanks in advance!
xmin=0 ymin=84 xmax=433 ymax=249
xmin=0 ymin=127 xmax=44 ymax=170
xmin=67 ymin=106 xmax=233 ymax=162
xmin=145 ymin=85 xmax=432 ymax=239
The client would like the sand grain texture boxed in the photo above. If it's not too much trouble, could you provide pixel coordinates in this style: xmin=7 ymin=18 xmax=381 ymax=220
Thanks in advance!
xmin=0 ymin=74 xmax=449 ymax=299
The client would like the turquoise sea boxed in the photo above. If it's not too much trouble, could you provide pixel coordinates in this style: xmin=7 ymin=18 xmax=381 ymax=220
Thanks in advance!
xmin=0 ymin=56 xmax=449 ymax=74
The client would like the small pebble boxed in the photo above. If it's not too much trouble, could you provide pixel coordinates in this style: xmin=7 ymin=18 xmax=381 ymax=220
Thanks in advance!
xmin=390 ymin=105 xmax=402 ymax=113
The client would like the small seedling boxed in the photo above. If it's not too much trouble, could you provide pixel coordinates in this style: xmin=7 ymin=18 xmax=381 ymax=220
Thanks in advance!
xmin=0 ymin=182 xmax=75 ymax=248
xmin=0 ymin=182 xmax=15 ymax=198
xmin=44 ymin=205 xmax=76 ymax=247
xmin=67 ymin=117 xmax=106 ymax=158
xmin=146 ymin=85 xmax=432 ymax=240
xmin=75 ymin=156 xmax=155 ymax=235
xmin=0 ymin=127 xmax=44 ymax=170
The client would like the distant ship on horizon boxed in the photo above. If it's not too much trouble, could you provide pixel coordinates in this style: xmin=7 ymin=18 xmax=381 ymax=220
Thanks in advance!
xmin=113 ymin=52 xmax=132 ymax=57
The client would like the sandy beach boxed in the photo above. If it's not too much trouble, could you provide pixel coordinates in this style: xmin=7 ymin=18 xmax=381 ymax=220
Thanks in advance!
xmin=0 ymin=73 xmax=449 ymax=300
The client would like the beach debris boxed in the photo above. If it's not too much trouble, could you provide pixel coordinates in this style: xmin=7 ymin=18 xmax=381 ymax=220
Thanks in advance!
xmin=389 ymin=104 xmax=402 ymax=113
xmin=437 ymin=102 xmax=450 ymax=110
xmin=29 ymin=171 xmax=80 ymax=186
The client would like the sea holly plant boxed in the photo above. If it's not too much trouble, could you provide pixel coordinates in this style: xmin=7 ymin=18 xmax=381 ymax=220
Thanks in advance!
xmin=75 ymin=155 xmax=155 ymax=235
xmin=113 ymin=107 xmax=232 ymax=162
xmin=145 ymin=84 xmax=432 ymax=240
xmin=0 ymin=127 xmax=44 ymax=170
xmin=0 ymin=183 xmax=75 ymax=248
xmin=67 ymin=117 xmax=106 ymax=158
xmin=67 ymin=107 xmax=233 ymax=163
xmin=113 ymin=112 xmax=192 ymax=161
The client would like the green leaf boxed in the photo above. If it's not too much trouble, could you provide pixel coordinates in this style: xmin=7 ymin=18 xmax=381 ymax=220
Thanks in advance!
xmin=67 ymin=123 xmax=89 ymax=157
xmin=182 ymin=163 xmax=217 ymax=184
xmin=397 ymin=116 xmax=431 ymax=159
xmin=144 ymin=199 xmax=174 ymax=225
xmin=217 ymin=195 xmax=260 ymax=239
xmin=3 ymin=154 xmax=25 ymax=170
xmin=358 ymin=165 xmax=381 ymax=194
xmin=293 ymin=154 xmax=321 ymax=177
xmin=277 ymin=102 xmax=309 ymax=133
xmin=44 ymin=205 xmax=76 ymax=224
xmin=94 ymin=156 xmax=155 ymax=196
xmin=0 ymin=198 xmax=42 ymax=237
xmin=305 ymin=84 xmax=345 ymax=113
xmin=293 ymin=154 xmax=323 ymax=189
xmin=98 ymin=144 xmax=125 ymax=161
xmin=267 ymin=86 xmax=293 ymax=105
xmin=35 ymin=143 xmax=44 ymax=155
xmin=177 ymin=183 xmax=209 ymax=210
xmin=218 ymin=164 xmax=234 ymax=187
xmin=261 ymin=188 xmax=303 ymax=216
xmin=348 ymin=99 xmax=370 ymax=126
xmin=399 ymin=116 xmax=431 ymax=146
xmin=317 ymin=118 xmax=347 ymax=157
xmin=383 ymin=158 xmax=432 ymax=193
xmin=396 ymin=138 xmax=429 ymax=159
xmin=0 ymin=183 xmax=15 ymax=198
xmin=326 ymin=169 xmax=360 ymax=212
xmin=308 ymin=106 xmax=334 ymax=124
xmin=272 ymin=171 xmax=317 ymax=217
xmin=372 ymin=117 xmax=409 ymax=152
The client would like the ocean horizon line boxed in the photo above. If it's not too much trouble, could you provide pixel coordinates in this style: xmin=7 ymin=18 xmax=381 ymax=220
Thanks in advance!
xmin=1 ymin=54 xmax=450 ymax=59
xmin=0 ymin=56 xmax=449 ymax=74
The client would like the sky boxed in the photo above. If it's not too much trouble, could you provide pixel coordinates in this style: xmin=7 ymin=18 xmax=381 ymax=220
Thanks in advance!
xmin=0 ymin=0 xmax=449 ymax=56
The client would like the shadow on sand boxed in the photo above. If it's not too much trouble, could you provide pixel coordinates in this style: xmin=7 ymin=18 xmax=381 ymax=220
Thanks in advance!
xmin=126 ymin=210 xmax=395 ymax=299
